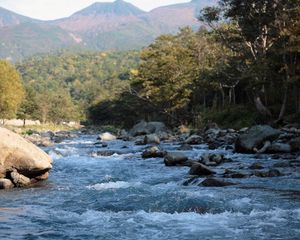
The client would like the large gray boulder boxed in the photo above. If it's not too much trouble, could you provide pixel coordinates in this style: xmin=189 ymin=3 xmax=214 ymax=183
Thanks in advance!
xmin=0 ymin=127 xmax=52 ymax=179
xmin=235 ymin=125 xmax=281 ymax=153
xmin=189 ymin=163 xmax=215 ymax=176
xmin=144 ymin=134 xmax=160 ymax=145
xmin=164 ymin=152 xmax=188 ymax=166
xmin=130 ymin=121 xmax=168 ymax=137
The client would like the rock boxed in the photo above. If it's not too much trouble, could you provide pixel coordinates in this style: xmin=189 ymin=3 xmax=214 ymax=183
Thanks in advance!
xmin=185 ymin=135 xmax=202 ymax=145
xmin=177 ymin=144 xmax=193 ymax=151
xmin=249 ymin=163 xmax=264 ymax=170
xmin=254 ymin=169 xmax=281 ymax=178
xmin=98 ymin=132 xmax=117 ymax=141
xmin=164 ymin=152 xmax=188 ymax=166
xmin=134 ymin=136 xmax=146 ymax=145
xmin=10 ymin=170 xmax=31 ymax=187
xmin=0 ymin=178 xmax=14 ymax=189
xmin=189 ymin=163 xmax=215 ymax=176
xmin=0 ymin=127 xmax=52 ymax=179
xmin=235 ymin=125 xmax=281 ymax=153
xmin=144 ymin=134 xmax=160 ymax=145
xmin=223 ymin=169 xmax=247 ymax=178
xmin=101 ymin=142 xmax=108 ymax=148
xmin=290 ymin=137 xmax=300 ymax=151
xmin=267 ymin=143 xmax=292 ymax=153
xmin=25 ymin=134 xmax=53 ymax=147
xmin=0 ymin=166 xmax=6 ymax=178
xmin=35 ymin=172 xmax=49 ymax=180
xmin=256 ymin=141 xmax=271 ymax=153
xmin=200 ymin=178 xmax=234 ymax=187
xmin=200 ymin=154 xmax=225 ymax=166
xmin=130 ymin=121 xmax=168 ymax=136
xmin=142 ymin=146 xmax=165 ymax=159
xmin=93 ymin=150 xmax=119 ymax=157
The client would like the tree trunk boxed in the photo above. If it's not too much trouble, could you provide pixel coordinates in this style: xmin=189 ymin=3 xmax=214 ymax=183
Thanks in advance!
xmin=277 ymin=87 xmax=288 ymax=121
xmin=23 ymin=119 xmax=26 ymax=127
xmin=254 ymin=96 xmax=272 ymax=118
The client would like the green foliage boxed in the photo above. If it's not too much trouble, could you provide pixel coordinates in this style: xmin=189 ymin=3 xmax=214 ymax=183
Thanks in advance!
xmin=17 ymin=50 xmax=140 ymax=123
xmin=0 ymin=60 xmax=24 ymax=119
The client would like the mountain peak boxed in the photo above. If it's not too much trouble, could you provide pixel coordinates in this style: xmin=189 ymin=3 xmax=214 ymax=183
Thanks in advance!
xmin=73 ymin=0 xmax=145 ymax=17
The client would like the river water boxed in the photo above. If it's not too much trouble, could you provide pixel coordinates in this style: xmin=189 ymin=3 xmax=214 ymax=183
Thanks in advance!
xmin=0 ymin=134 xmax=299 ymax=240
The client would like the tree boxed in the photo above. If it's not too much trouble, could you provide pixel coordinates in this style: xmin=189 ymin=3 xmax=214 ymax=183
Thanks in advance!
xmin=17 ymin=86 xmax=39 ymax=126
xmin=0 ymin=60 xmax=24 ymax=120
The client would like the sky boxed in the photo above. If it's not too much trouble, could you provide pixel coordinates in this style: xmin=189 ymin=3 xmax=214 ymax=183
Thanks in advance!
xmin=0 ymin=0 xmax=191 ymax=20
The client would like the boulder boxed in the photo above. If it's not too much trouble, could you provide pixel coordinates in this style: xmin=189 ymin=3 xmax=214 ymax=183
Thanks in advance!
xmin=235 ymin=125 xmax=281 ymax=153
xmin=200 ymin=154 xmax=226 ymax=166
xmin=142 ymin=146 xmax=165 ymax=159
xmin=98 ymin=132 xmax=117 ymax=141
xmin=0 ymin=127 xmax=52 ymax=179
xmin=267 ymin=143 xmax=292 ymax=153
xmin=130 ymin=121 xmax=168 ymax=136
xmin=254 ymin=169 xmax=281 ymax=178
xmin=164 ymin=152 xmax=188 ymax=166
xmin=144 ymin=134 xmax=160 ymax=145
xmin=201 ymin=178 xmax=235 ymax=187
xmin=185 ymin=135 xmax=202 ymax=145
xmin=177 ymin=144 xmax=193 ymax=151
xmin=189 ymin=163 xmax=215 ymax=176
xmin=10 ymin=170 xmax=31 ymax=187
xmin=223 ymin=169 xmax=247 ymax=178
xmin=290 ymin=137 xmax=300 ymax=151
xmin=0 ymin=178 xmax=14 ymax=189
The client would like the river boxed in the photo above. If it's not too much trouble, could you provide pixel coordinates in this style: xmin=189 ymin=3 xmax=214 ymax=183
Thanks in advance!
xmin=0 ymin=134 xmax=299 ymax=239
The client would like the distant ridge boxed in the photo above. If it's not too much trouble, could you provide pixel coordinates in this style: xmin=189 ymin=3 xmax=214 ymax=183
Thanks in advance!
xmin=0 ymin=0 xmax=217 ymax=61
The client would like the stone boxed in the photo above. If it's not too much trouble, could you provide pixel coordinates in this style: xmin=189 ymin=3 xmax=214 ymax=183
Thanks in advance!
xmin=177 ymin=144 xmax=193 ymax=151
xmin=200 ymin=178 xmax=234 ymax=187
xmin=129 ymin=121 xmax=168 ymax=136
xmin=0 ymin=178 xmax=14 ymax=189
xmin=164 ymin=152 xmax=188 ymax=166
xmin=10 ymin=170 xmax=31 ymax=187
xmin=189 ymin=163 xmax=215 ymax=176
xmin=142 ymin=146 xmax=165 ymax=159
xmin=98 ymin=132 xmax=117 ymax=141
xmin=223 ymin=169 xmax=247 ymax=178
xmin=290 ymin=137 xmax=300 ymax=151
xmin=249 ymin=163 xmax=264 ymax=170
xmin=235 ymin=125 xmax=281 ymax=153
xmin=0 ymin=127 xmax=52 ymax=179
xmin=267 ymin=143 xmax=292 ymax=153
xmin=185 ymin=135 xmax=202 ymax=145
xmin=254 ymin=169 xmax=281 ymax=178
xmin=144 ymin=134 xmax=160 ymax=145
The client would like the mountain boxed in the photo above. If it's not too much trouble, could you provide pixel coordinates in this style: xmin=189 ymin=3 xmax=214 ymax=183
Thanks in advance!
xmin=0 ymin=7 xmax=40 ymax=27
xmin=0 ymin=0 xmax=217 ymax=61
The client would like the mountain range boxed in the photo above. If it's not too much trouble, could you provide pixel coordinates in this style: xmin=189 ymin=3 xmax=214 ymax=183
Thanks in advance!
xmin=0 ymin=0 xmax=216 ymax=61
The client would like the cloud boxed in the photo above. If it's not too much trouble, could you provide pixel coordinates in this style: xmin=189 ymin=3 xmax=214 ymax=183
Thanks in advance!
xmin=0 ymin=0 xmax=190 ymax=20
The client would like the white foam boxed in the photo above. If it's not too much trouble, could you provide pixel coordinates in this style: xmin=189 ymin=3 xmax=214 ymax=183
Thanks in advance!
xmin=87 ymin=181 xmax=141 ymax=190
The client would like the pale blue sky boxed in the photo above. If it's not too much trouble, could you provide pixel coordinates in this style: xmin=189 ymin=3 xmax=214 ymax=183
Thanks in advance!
xmin=0 ymin=0 xmax=191 ymax=20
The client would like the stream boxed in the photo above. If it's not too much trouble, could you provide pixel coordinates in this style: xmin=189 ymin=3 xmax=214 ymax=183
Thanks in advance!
xmin=0 ymin=134 xmax=299 ymax=239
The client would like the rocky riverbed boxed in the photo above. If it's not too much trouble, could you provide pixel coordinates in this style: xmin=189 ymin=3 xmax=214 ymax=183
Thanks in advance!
xmin=0 ymin=122 xmax=299 ymax=239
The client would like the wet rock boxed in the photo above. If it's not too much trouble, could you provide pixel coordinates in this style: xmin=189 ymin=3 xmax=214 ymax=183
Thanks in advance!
xmin=223 ymin=169 xmax=247 ymax=178
xmin=200 ymin=154 xmax=226 ymax=166
xmin=144 ymin=134 xmax=160 ymax=145
xmin=134 ymin=136 xmax=146 ymax=145
xmin=164 ymin=152 xmax=188 ymax=166
xmin=35 ymin=172 xmax=49 ymax=181
xmin=235 ymin=125 xmax=281 ymax=153
xmin=200 ymin=178 xmax=235 ymax=187
xmin=256 ymin=141 xmax=271 ymax=153
xmin=177 ymin=144 xmax=193 ymax=151
xmin=267 ymin=143 xmax=292 ymax=153
xmin=101 ymin=142 xmax=108 ymax=148
xmin=25 ymin=134 xmax=53 ymax=147
xmin=290 ymin=137 xmax=300 ymax=152
xmin=10 ymin=170 xmax=31 ymax=187
xmin=98 ymin=132 xmax=117 ymax=141
xmin=189 ymin=163 xmax=215 ymax=176
xmin=142 ymin=146 xmax=165 ymax=159
xmin=185 ymin=135 xmax=202 ymax=145
xmin=0 ymin=127 xmax=52 ymax=179
xmin=130 ymin=121 xmax=168 ymax=137
xmin=249 ymin=163 xmax=264 ymax=170
xmin=254 ymin=169 xmax=281 ymax=178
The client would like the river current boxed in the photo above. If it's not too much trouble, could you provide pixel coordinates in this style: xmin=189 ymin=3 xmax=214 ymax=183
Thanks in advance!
xmin=0 ymin=134 xmax=299 ymax=240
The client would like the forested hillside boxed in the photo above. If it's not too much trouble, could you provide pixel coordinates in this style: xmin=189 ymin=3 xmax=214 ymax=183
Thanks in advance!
xmin=15 ymin=51 xmax=140 ymax=123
